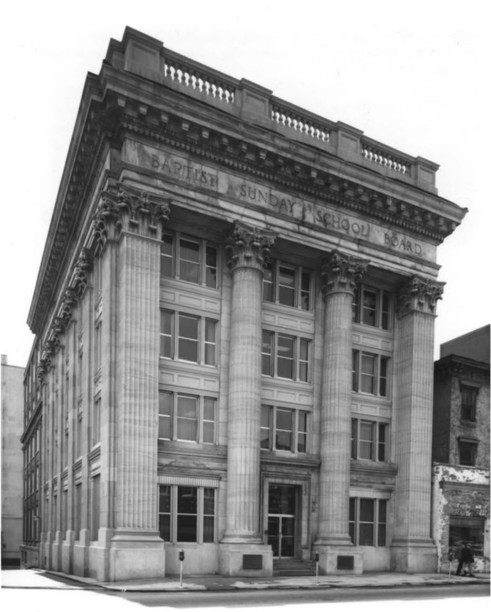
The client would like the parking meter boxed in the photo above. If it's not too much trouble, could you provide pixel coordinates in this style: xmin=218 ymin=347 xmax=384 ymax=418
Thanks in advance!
xmin=179 ymin=549 xmax=185 ymax=587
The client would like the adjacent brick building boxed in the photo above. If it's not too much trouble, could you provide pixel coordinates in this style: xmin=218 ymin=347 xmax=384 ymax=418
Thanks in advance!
xmin=21 ymin=27 xmax=467 ymax=581
xmin=432 ymin=325 xmax=490 ymax=573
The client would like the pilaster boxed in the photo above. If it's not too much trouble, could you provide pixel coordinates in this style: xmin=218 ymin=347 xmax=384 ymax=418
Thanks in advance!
xmin=314 ymin=250 xmax=367 ymax=574
xmin=91 ymin=182 xmax=170 ymax=581
xmin=391 ymin=275 xmax=443 ymax=572
xmin=219 ymin=221 xmax=275 ymax=577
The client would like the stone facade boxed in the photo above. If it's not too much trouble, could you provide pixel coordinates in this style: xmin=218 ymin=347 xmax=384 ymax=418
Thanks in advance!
xmin=432 ymin=326 xmax=490 ymax=574
xmin=1 ymin=356 xmax=24 ymax=567
xmin=22 ymin=27 xmax=467 ymax=581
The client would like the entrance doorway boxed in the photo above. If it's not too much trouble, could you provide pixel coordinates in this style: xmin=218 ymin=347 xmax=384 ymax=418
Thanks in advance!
xmin=267 ymin=484 xmax=298 ymax=559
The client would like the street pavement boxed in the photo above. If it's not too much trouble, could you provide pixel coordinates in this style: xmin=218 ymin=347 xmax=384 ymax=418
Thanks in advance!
xmin=2 ymin=567 xmax=489 ymax=592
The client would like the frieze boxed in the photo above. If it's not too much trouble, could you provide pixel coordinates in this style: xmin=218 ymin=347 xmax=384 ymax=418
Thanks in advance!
xmin=124 ymin=141 xmax=433 ymax=262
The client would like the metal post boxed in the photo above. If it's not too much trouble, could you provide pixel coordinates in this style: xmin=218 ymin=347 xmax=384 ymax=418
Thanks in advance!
xmin=179 ymin=550 xmax=185 ymax=588
xmin=315 ymin=552 xmax=319 ymax=585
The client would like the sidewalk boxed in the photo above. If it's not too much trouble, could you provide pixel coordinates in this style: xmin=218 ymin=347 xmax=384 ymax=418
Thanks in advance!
xmin=2 ymin=568 xmax=489 ymax=593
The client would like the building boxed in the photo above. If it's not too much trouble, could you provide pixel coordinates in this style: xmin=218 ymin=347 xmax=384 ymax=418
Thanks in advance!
xmin=432 ymin=325 xmax=490 ymax=573
xmin=1 ymin=355 xmax=25 ymax=567
xmin=21 ymin=27 xmax=467 ymax=581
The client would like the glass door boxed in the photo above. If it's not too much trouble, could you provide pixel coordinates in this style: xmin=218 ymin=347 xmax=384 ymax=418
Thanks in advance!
xmin=268 ymin=484 xmax=297 ymax=559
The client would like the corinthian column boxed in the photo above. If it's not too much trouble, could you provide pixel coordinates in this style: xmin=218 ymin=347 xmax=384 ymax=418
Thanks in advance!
xmin=219 ymin=221 xmax=275 ymax=576
xmin=314 ymin=250 xmax=367 ymax=574
xmin=391 ymin=275 xmax=443 ymax=573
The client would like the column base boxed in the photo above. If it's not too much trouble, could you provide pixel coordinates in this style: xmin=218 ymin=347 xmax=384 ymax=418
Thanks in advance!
xmin=219 ymin=542 xmax=273 ymax=577
xmin=106 ymin=528 xmax=165 ymax=582
xmin=390 ymin=538 xmax=437 ymax=573
xmin=313 ymin=544 xmax=363 ymax=575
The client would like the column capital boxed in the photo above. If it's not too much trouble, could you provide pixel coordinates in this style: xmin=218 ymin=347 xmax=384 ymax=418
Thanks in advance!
xmin=397 ymin=275 xmax=444 ymax=317
xmin=321 ymin=250 xmax=368 ymax=298
xmin=226 ymin=221 xmax=276 ymax=272
xmin=90 ymin=182 xmax=170 ymax=253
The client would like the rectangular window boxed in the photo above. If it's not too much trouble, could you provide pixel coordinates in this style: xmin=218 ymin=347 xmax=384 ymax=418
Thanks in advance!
xmin=160 ymin=310 xmax=217 ymax=366
xmin=94 ymin=322 xmax=102 ymax=374
xmin=158 ymin=485 xmax=216 ymax=543
xmin=262 ymin=331 xmax=311 ymax=382
xmin=449 ymin=516 xmax=485 ymax=555
xmin=351 ymin=419 xmax=388 ymax=462
xmin=161 ymin=233 xmax=218 ymax=288
xmin=74 ymin=483 xmax=82 ymax=539
xmin=353 ymin=285 xmax=392 ymax=330
xmin=352 ymin=350 xmax=389 ymax=397
xmin=90 ymin=475 xmax=100 ymax=541
xmin=458 ymin=439 xmax=478 ymax=466
xmin=261 ymin=405 xmax=309 ymax=453
xmin=158 ymin=392 xmax=216 ymax=444
xmin=262 ymin=260 xmax=311 ymax=310
xmin=461 ymin=385 xmax=478 ymax=422
xmin=91 ymin=397 xmax=101 ymax=447
xmin=349 ymin=497 xmax=387 ymax=547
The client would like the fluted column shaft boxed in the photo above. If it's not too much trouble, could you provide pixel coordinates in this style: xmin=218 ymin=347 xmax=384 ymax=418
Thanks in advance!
xmin=223 ymin=222 xmax=275 ymax=542
xmin=392 ymin=276 xmax=443 ymax=546
xmin=316 ymin=251 xmax=367 ymax=545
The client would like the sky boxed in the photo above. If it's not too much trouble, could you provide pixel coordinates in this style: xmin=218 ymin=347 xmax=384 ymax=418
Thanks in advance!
xmin=1 ymin=0 xmax=490 ymax=369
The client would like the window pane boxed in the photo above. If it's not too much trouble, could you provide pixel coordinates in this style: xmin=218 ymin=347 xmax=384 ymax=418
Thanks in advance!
xmin=276 ymin=408 xmax=293 ymax=431
xmin=378 ymin=424 xmax=386 ymax=461
xmin=159 ymin=514 xmax=170 ymax=541
xmin=177 ymin=515 xmax=197 ymax=541
xmin=351 ymin=419 xmax=358 ymax=459
xmin=205 ymin=246 xmax=217 ymax=288
xmin=177 ymin=396 xmax=196 ymax=418
xmin=178 ymin=487 xmax=197 ymax=513
xmin=359 ymin=499 xmax=374 ymax=522
xmin=203 ymin=516 xmax=214 ymax=542
xmin=379 ymin=357 xmax=388 ymax=397
xmin=179 ymin=239 xmax=200 ymax=283
xmin=161 ymin=235 xmax=174 ymax=278
xmin=360 ymin=354 xmax=375 ymax=394
xmin=278 ymin=267 xmax=296 ymax=306
xmin=381 ymin=292 xmax=390 ymax=330
xmin=301 ymin=272 xmax=311 ymax=310
xmin=178 ymin=339 xmax=198 ymax=362
xmin=179 ymin=314 xmax=198 ymax=339
xmin=359 ymin=523 xmax=374 ymax=546
xmin=276 ymin=409 xmax=293 ymax=452
xmin=261 ymin=405 xmax=271 ymax=450
xmin=263 ymin=264 xmax=274 ymax=302
xmin=362 ymin=289 xmax=377 ymax=326
xmin=277 ymin=335 xmax=294 ymax=379
xmin=203 ymin=398 xmax=215 ymax=421
xmin=262 ymin=331 xmax=273 ymax=376
xmin=204 ymin=488 xmax=215 ymax=514
xmin=352 ymin=351 xmax=359 ymax=392
xmin=159 ymin=486 xmax=171 ymax=512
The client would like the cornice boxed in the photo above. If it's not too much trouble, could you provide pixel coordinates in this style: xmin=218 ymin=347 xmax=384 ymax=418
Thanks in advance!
xmin=28 ymin=67 xmax=465 ymax=339
xmin=119 ymin=111 xmax=460 ymax=243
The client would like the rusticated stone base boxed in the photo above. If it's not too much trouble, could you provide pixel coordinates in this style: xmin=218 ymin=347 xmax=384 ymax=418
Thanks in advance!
xmin=219 ymin=542 xmax=273 ymax=577
xmin=107 ymin=529 xmax=166 ymax=582
xmin=313 ymin=545 xmax=363 ymax=575
xmin=390 ymin=539 xmax=437 ymax=573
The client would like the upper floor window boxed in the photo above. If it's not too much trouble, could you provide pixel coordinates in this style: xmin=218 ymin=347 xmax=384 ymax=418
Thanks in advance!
xmin=460 ymin=384 xmax=478 ymax=422
xmin=351 ymin=418 xmax=388 ymax=462
xmin=458 ymin=438 xmax=478 ymax=466
xmin=262 ymin=331 xmax=311 ymax=382
xmin=352 ymin=286 xmax=392 ymax=330
xmin=261 ymin=405 xmax=309 ymax=453
xmin=263 ymin=261 xmax=312 ymax=310
xmin=160 ymin=310 xmax=217 ymax=366
xmin=349 ymin=497 xmax=387 ymax=547
xmin=352 ymin=350 xmax=389 ymax=397
xmin=159 ymin=391 xmax=216 ymax=444
xmin=161 ymin=233 xmax=218 ymax=288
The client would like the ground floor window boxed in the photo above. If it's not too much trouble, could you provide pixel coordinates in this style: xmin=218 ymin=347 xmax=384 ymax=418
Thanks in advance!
xmin=159 ymin=485 xmax=216 ymax=543
xmin=449 ymin=516 xmax=485 ymax=555
xmin=349 ymin=497 xmax=387 ymax=546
